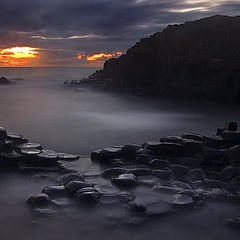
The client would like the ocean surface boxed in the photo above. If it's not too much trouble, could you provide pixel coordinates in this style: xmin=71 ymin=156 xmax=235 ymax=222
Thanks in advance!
xmin=0 ymin=67 xmax=240 ymax=240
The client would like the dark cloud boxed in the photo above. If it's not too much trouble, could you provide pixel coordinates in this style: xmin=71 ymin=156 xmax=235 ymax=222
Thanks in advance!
xmin=0 ymin=0 xmax=239 ymax=66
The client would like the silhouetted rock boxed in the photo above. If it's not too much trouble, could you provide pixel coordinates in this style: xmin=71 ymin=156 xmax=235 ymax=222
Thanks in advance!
xmin=0 ymin=76 xmax=10 ymax=84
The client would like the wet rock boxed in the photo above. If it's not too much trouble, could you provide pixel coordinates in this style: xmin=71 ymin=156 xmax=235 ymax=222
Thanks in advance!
xmin=75 ymin=191 xmax=102 ymax=203
xmin=143 ymin=141 xmax=162 ymax=151
xmin=110 ymin=158 xmax=132 ymax=167
xmin=0 ymin=127 xmax=7 ymax=140
xmin=153 ymin=185 xmax=182 ymax=194
xmin=101 ymin=168 xmax=126 ymax=177
xmin=111 ymin=173 xmax=138 ymax=187
xmin=126 ymin=168 xmax=152 ymax=176
xmin=171 ymin=157 xmax=202 ymax=168
xmin=152 ymin=169 xmax=175 ymax=181
xmin=91 ymin=149 xmax=102 ymax=162
xmin=7 ymin=132 xmax=28 ymax=145
xmin=135 ymin=148 xmax=155 ymax=156
xmin=227 ymin=145 xmax=240 ymax=166
xmin=20 ymin=142 xmax=42 ymax=150
xmin=26 ymin=193 xmax=52 ymax=208
xmin=202 ymin=147 xmax=227 ymax=165
xmin=149 ymin=159 xmax=170 ymax=169
xmin=157 ymin=142 xmax=184 ymax=157
xmin=170 ymin=194 xmax=194 ymax=207
xmin=42 ymin=185 xmax=67 ymax=198
xmin=160 ymin=136 xmax=182 ymax=144
xmin=0 ymin=140 xmax=14 ymax=153
xmin=230 ymin=175 xmax=240 ymax=190
xmin=65 ymin=180 xmax=93 ymax=195
xmin=57 ymin=152 xmax=79 ymax=161
xmin=205 ymin=135 xmax=225 ymax=148
xmin=74 ymin=187 xmax=97 ymax=195
xmin=196 ymin=188 xmax=234 ymax=199
xmin=20 ymin=148 xmax=42 ymax=157
xmin=37 ymin=149 xmax=58 ymax=159
xmin=122 ymin=144 xmax=141 ymax=156
xmin=185 ymin=168 xmax=206 ymax=181
xmin=222 ymin=166 xmax=240 ymax=180
xmin=101 ymin=147 xmax=123 ymax=160
xmin=58 ymin=173 xmax=84 ymax=185
xmin=181 ymin=133 xmax=206 ymax=142
xmin=177 ymin=189 xmax=200 ymax=200
xmin=169 ymin=180 xmax=192 ymax=190
xmin=222 ymin=131 xmax=240 ymax=143
xmin=169 ymin=164 xmax=190 ymax=178
xmin=136 ymin=154 xmax=155 ymax=164
xmin=182 ymin=139 xmax=203 ymax=156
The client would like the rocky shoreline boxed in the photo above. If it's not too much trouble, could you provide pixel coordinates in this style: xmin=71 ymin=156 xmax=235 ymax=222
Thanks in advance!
xmin=1 ymin=123 xmax=240 ymax=227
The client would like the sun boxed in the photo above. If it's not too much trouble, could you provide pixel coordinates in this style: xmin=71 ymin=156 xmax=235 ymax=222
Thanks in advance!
xmin=0 ymin=46 xmax=38 ymax=66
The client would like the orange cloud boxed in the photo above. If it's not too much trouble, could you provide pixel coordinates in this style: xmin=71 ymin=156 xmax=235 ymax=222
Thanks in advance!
xmin=0 ymin=46 xmax=38 ymax=66
xmin=77 ymin=51 xmax=123 ymax=62
xmin=87 ymin=53 xmax=114 ymax=61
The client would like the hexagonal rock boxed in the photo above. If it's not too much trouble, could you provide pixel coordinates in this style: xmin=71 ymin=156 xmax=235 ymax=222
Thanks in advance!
xmin=65 ymin=180 xmax=93 ymax=195
xmin=101 ymin=168 xmax=126 ymax=178
xmin=227 ymin=145 xmax=240 ymax=166
xmin=153 ymin=185 xmax=182 ymax=194
xmin=157 ymin=142 xmax=184 ymax=157
xmin=75 ymin=191 xmax=102 ymax=203
xmin=222 ymin=131 xmax=240 ymax=142
xmin=20 ymin=142 xmax=42 ymax=150
xmin=160 ymin=136 xmax=183 ymax=144
xmin=58 ymin=173 xmax=84 ymax=185
xmin=57 ymin=153 xmax=79 ymax=161
xmin=36 ymin=149 xmax=59 ymax=165
xmin=181 ymin=133 xmax=206 ymax=142
xmin=135 ymin=148 xmax=155 ymax=156
xmin=169 ymin=164 xmax=190 ymax=178
xmin=7 ymin=132 xmax=28 ymax=145
xmin=170 ymin=194 xmax=194 ymax=207
xmin=181 ymin=139 xmax=203 ymax=156
xmin=149 ymin=159 xmax=170 ymax=169
xmin=26 ymin=193 xmax=52 ymax=208
xmin=42 ymin=185 xmax=67 ymax=198
xmin=185 ymin=168 xmax=206 ymax=181
xmin=152 ymin=169 xmax=175 ymax=181
xmin=122 ymin=144 xmax=141 ymax=156
xmin=111 ymin=173 xmax=138 ymax=187
xmin=143 ymin=141 xmax=162 ymax=151
xmin=202 ymin=147 xmax=227 ymax=165
xmin=136 ymin=154 xmax=155 ymax=164
xmin=222 ymin=166 xmax=240 ymax=180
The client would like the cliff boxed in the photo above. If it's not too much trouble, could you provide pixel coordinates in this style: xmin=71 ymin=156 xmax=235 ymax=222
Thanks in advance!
xmin=95 ymin=15 xmax=240 ymax=102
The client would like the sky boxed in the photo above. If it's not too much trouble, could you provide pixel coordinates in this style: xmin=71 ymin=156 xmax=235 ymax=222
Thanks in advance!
xmin=0 ymin=0 xmax=240 ymax=67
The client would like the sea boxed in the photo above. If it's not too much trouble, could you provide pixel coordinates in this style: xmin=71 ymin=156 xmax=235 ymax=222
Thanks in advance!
xmin=0 ymin=67 xmax=239 ymax=240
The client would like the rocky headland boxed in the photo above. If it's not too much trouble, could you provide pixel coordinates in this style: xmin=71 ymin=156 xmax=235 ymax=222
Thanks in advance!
xmin=66 ymin=15 xmax=240 ymax=102
xmin=1 ymin=123 xmax=240 ymax=227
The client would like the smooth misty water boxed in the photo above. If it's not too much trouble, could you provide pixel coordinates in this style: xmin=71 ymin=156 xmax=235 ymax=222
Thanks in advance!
xmin=0 ymin=67 xmax=240 ymax=240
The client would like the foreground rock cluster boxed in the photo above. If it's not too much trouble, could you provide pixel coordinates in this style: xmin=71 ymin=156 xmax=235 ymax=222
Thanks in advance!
xmin=0 ymin=126 xmax=79 ymax=172
xmin=24 ymin=122 xmax=240 ymax=227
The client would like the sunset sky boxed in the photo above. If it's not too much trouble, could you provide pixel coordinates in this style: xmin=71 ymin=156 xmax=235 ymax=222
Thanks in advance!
xmin=0 ymin=0 xmax=240 ymax=67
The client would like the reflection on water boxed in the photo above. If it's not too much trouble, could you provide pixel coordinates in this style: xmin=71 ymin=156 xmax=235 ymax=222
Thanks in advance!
xmin=0 ymin=67 xmax=240 ymax=240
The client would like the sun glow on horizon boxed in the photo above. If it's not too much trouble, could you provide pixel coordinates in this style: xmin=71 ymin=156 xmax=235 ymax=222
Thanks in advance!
xmin=0 ymin=46 xmax=38 ymax=66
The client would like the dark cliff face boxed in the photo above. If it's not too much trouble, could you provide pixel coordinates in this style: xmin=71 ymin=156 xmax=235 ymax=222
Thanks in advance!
xmin=101 ymin=15 xmax=240 ymax=102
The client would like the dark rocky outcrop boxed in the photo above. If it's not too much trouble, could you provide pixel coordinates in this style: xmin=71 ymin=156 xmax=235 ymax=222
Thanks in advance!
xmin=0 ymin=76 xmax=11 ymax=84
xmin=68 ymin=15 xmax=240 ymax=102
